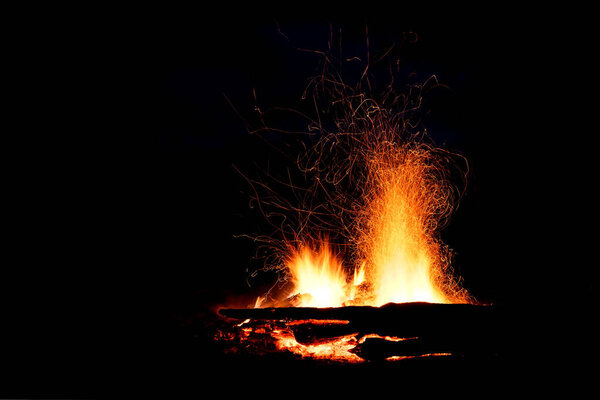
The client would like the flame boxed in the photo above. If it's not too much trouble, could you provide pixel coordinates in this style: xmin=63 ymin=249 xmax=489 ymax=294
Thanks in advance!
xmin=279 ymin=146 xmax=467 ymax=308
xmin=284 ymin=243 xmax=346 ymax=307
xmin=283 ymin=241 xmax=366 ymax=307
xmin=232 ymin=145 xmax=469 ymax=363
xmin=253 ymin=296 xmax=266 ymax=308
xmin=356 ymin=146 xmax=460 ymax=305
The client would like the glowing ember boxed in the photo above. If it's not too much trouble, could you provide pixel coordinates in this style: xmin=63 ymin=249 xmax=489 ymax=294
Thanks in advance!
xmin=385 ymin=353 xmax=453 ymax=362
xmin=358 ymin=333 xmax=416 ymax=343
xmin=271 ymin=330 xmax=363 ymax=363
xmin=216 ymin=316 xmax=443 ymax=363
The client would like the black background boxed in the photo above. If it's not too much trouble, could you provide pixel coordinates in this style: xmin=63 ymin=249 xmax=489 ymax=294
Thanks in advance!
xmin=3 ymin=5 xmax=594 ymax=397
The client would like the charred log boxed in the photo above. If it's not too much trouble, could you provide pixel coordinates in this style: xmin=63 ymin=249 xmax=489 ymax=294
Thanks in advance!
xmin=352 ymin=337 xmax=443 ymax=360
xmin=287 ymin=320 xmax=358 ymax=345
xmin=219 ymin=302 xmax=510 ymax=360
xmin=220 ymin=302 xmax=505 ymax=337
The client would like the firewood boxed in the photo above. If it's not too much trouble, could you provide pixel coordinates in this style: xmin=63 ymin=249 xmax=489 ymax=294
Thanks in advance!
xmin=220 ymin=302 xmax=503 ymax=336
xmin=218 ymin=302 xmax=513 ymax=360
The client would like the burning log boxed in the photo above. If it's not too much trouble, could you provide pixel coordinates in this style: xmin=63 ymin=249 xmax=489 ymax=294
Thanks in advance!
xmin=352 ymin=336 xmax=447 ymax=361
xmin=284 ymin=319 xmax=357 ymax=345
xmin=220 ymin=304 xmax=376 ymax=321
xmin=220 ymin=302 xmax=502 ymax=336
xmin=219 ymin=302 xmax=508 ymax=361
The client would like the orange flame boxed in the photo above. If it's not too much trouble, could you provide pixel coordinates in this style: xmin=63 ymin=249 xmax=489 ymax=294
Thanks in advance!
xmin=356 ymin=145 xmax=462 ymax=305
xmin=278 ymin=144 xmax=468 ymax=308
xmin=284 ymin=242 xmax=365 ymax=307
xmin=284 ymin=243 xmax=347 ymax=307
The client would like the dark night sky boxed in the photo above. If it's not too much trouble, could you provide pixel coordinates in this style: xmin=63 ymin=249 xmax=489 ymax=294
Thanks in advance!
xmin=3 ymin=7 xmax=594 ymax=397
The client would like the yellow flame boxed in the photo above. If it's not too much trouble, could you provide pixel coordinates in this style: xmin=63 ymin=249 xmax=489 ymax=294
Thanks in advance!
xmin=284 ymin=244 xmax=348 ymax=308
xmin=279 ymin=146 xmax=468 ymax=307
xmin=357 ymin=147 xmax=453 ymax=305
xmin=253 ymin=296 xmax=266 ymax=308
